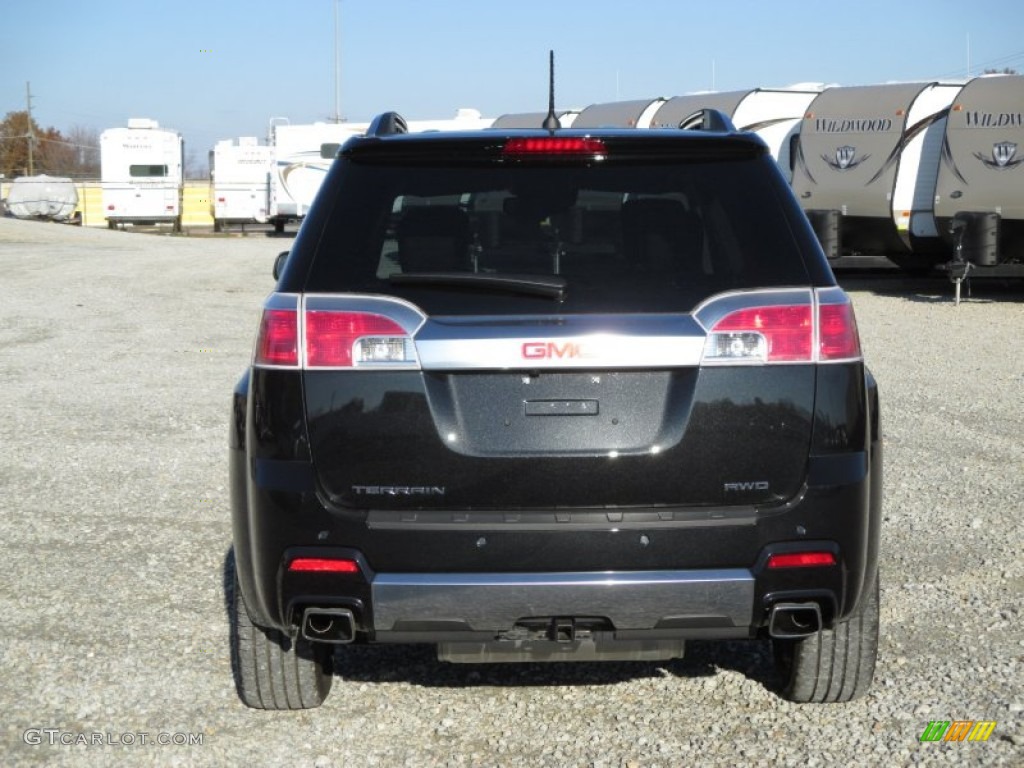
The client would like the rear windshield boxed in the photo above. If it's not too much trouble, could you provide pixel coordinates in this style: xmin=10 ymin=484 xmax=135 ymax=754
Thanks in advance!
xmin=304 ymin=156 xmax=811 ymax=314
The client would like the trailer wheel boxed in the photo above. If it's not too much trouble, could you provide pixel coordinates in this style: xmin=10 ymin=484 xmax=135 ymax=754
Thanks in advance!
xmin=230 ymin=570 xmax=333 ymax=709
xmin=773 ymin=573 xmax=879 ymax=703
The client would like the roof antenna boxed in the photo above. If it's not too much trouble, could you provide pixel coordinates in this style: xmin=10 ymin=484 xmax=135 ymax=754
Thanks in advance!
xmin=542 ymin=50 xmax=561 ymax=132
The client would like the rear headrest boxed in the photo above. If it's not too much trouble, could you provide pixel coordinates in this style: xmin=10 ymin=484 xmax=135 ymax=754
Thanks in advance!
xmin=622 ymin=198 xmax=704 ymax=272
xmin=397 ymin=207 xmax=471 ymax=272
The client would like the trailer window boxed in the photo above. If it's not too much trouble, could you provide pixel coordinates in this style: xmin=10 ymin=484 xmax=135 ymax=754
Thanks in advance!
xmin=130 ymin=164 xmax=169 ymax=178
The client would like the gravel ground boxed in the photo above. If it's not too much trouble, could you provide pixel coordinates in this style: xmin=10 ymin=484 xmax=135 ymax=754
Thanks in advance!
xmin=0 ymin=217 xmax=1021 ymax=767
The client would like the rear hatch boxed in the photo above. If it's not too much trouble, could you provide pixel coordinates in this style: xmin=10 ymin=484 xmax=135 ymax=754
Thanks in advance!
xmin=291 ymin=133 xmax=837 ymax=512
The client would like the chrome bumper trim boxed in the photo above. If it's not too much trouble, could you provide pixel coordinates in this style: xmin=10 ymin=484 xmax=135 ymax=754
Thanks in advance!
xmin=371 ymin=569 xmax=754 ymax=632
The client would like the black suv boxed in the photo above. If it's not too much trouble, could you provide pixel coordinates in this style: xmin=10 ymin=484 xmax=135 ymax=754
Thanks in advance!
xmin=229 ymin=111 xmax=881 ymax=709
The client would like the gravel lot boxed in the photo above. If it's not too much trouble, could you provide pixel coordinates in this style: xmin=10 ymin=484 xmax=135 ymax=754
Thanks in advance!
xmin=0 ymin=217 xmax=1021 ymax=767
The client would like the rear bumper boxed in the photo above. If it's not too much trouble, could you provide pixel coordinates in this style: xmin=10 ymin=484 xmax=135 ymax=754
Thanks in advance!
xmin=235 ymin=469 xmax=873 ymax=640
xmin=264 ymin=534 xmax=849 ymax=646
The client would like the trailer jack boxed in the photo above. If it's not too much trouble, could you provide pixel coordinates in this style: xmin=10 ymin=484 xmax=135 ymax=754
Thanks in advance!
xmin=947 ymin=258 xmax=973 ymax=306
xmin=947 ymin=218 xmax=973 ymax=306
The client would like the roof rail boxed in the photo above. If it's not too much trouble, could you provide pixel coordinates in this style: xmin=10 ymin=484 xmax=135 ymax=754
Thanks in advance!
xmin=367 ymin=111 xmax=408 ymax=137
xmin=678 ymin=109 xmax=736 ymax=132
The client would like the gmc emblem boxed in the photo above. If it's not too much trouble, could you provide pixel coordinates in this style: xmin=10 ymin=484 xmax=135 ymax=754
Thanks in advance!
xmin=522 ymin=341 xmax=591 ymax=360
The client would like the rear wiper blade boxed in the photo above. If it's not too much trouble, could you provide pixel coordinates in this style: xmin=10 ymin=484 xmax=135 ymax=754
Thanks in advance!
xmin=390 ymin=272 xmax=567 ymax=300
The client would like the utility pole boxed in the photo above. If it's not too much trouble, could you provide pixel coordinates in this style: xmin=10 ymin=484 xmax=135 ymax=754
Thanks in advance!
xmin=333 ymin=0 xmax=342 ymax=123
xmin=26 ymin=81 xmax=35 ymax=175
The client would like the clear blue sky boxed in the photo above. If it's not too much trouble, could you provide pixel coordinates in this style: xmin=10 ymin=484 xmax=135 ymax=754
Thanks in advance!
xmin=3 ymin=0 xmax=1023 ymax=162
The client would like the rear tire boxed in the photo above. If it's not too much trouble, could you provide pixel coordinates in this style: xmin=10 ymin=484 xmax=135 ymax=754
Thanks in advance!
xmin=773 ymin=574 xmax=879 ymax=703
xmin=230 ymin=572 xmax=333 ymax=709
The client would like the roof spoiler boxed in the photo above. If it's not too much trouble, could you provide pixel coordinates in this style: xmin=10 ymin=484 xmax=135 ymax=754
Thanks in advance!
xmin=678 ymin=109 xmax=735 ymax=132
xmin=367 ymin=111 xmax=408 ymax=137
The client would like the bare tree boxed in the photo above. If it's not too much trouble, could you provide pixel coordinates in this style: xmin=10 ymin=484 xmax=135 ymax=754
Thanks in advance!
xmin=184 ymin=146 xmax=210 ymax=180
xmin=63 ymin=125 xmax=101 ymax=178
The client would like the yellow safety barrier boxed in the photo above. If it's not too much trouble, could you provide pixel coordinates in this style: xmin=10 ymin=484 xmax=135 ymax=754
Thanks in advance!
xmin=182 ymin=181 xmax=214 ymax=227
xmin=75 ymin=182 xmax=106 ymax=227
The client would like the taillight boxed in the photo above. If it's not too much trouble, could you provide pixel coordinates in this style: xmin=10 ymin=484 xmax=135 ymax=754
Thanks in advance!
xmin=253 ymin=296 xmax=423 ymax=370
xmin=699 ymin=289 xmax=862 ymax=365
xmin=503 ymin=137 xmax=607 ymax=157
xmin=818 ymin=301 xmax=861 ymax=361
xmin=255 ymin=309 xmax=298 ymax=366
xmin=705 ymin=305 xmax=813 ymax=363
xmin=306 ymin=311 xmax=412 ymax=368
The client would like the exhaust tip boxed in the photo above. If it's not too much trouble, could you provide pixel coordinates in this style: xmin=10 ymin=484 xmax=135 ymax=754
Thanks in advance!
xmin=301 ymin=607 xmax=356 ymax=644
xmin=768 ymin=602 xmax=822 ymax=639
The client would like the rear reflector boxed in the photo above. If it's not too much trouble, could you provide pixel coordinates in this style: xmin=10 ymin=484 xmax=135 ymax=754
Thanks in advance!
xmin=306 ymin=311 xmax=411 ymax=367
xmin=255 ymin=309 xmax=298 ymax=366
xmin=766 ymin=552 xmax=837 ymax=569
xmin=288 ymin=557 xmax=360 ymax=573
xmin=503 ymin=137 xmax=607 ymax=156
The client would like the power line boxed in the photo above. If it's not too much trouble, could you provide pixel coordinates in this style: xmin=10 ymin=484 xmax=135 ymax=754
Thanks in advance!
xmin=34 ymin=136 xmax=99 ymax=151
xmin=934 ymin=46 xmax=1024 ymax=79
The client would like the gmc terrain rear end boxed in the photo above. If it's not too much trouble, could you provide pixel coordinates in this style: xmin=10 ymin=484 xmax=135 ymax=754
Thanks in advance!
xmin=229 ymin=111 xmax=882 ymax=709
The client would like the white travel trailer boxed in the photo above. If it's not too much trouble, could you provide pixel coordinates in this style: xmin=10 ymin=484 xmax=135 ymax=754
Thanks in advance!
xmin=268 ymin=109 xmax=494 ymax=232
xmin=210 ymin=137 xmax=274 ymax=231
xmin=491 ymin=110 xmax=580 ymax=129
xmin=571 ymin=98 xmax=667 ymax=129
xmin=933 ymin=75 xmax=1024 ymax=272
xmin=791 ymin=82 xmax=965 ymax=269
xmin=267 ymin=120 xmax=367 ymax=232
xmin=554 ymin=87 xmax=822 ymax=175
xmin=100 ymin=118 xmax=184 ymax=230
xmin=648 ymin=86 xmax=824 ymax=178
xmin=404 ymin=108 xmax=494 ymax=132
